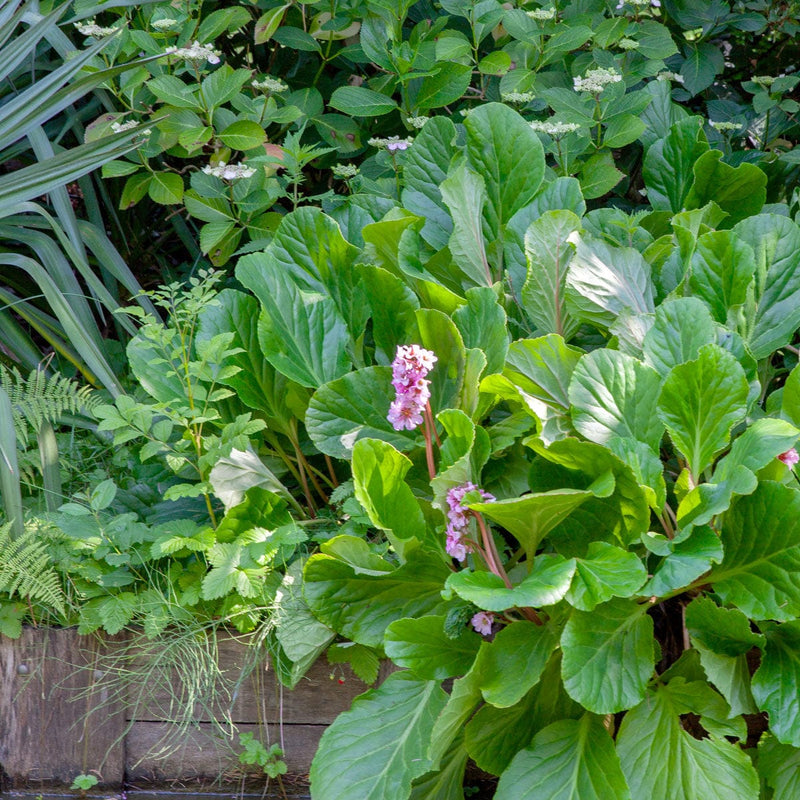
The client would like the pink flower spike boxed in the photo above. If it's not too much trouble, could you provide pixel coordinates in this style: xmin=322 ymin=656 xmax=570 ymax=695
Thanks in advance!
xmin=387 ymin=398 xmax=424 ymax=431
xmin=778 ymin=448 xmax=800 ymax=468
xmin=471 ymin=611 xmax=494 ymax=636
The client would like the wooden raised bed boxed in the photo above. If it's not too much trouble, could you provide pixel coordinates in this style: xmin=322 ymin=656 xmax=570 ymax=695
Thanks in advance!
xmin=0 ymin=627 xmax=374 ymax=789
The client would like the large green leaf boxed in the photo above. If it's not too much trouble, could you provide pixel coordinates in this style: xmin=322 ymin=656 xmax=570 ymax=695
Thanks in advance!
xmin=468 ymin=476 xmax=614 ymax=562
xmin=303 ymin=537 xmax=449 ymax=647
xmin=439 ymin=164 xmax=492 ymax=287
xmin=617 ymin=680 xmax=758 ymax=800
xmin=484 ymin=335 xmax=582 ymax=443
xmin=306 ymin=366 xmax=419 ymax=459
xmin=495 ymin=714 xmax=631 ymax=800
xmin=417 ymin=308 xmax=466 ymax=412
xmin=444 ymin=554 xmax=577 ymax=612
xmin=569 ymin=349 xmax=663 ymax=451
xmin=708 ymin=482 xmax=800 ymax=621
xmin=504 ymin=178 xmax=585 ymax=301
xmin=310 ymin=672 xmax=447 ymax=800
xmin=752 ymin=621 xmax=800 ymax=746
xmin=685 ymin=596 xmax=762 ymax=717
xmin=733 ymin=214 xmax=800 ymax=359
xmin=236 ymin=256 xmax=350 ymax=388
xmin=259 ymin=207 xmax=366 ymax=339
xmin=473 ymin=619 xmax=559 ymax=707
xmin=642 ymin=297 xmax=717 ymax=377
xmin=561 ymin=598 xmax=655 ymax=714
xmin=358 ymin=265 xmax=420 ymax=363
xmin=465 ymin=651 xmax=582 ymax=776
xmin=565 ymin=542 xmax=648 ymax=612
xmin=384 ymin=615 xmax=480 ymax=680
xmin=196 ymin=289 xmax=299 ymax=432
xmin=409 ymin=737 xmax=469 ymax=800
xmin=758 ymin=735 xmax=800 ymax=800
xmin=352 ymin=439 xmax=427 ymax=546
xmin=657 ymin=344 xmax=748 ymax=480
xmin=527 ymin=437 xmax=651 ymax=550
xmin=521 ymin=210 xmax=582 ymax=340
xmin=565 ymin=236 xmax=655 ymax=329
xmin=401 ymin=117 xmax=457 ymax=250
xmin=685 ymin=150 xmax=767 ymax=225
xmin=642 ymin=117 xmax=709 ymax=212
xmin=452 ymin=287 xmax=509 ymax=376
xmin=643 ymin=525 xmax=723 ymax=597
xmin=464 ymin=102 xmax=545 ymax=236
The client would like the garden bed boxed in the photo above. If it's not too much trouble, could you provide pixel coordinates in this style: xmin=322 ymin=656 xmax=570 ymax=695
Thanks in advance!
xmin=0 ymin=628 xmax=372 ymax=791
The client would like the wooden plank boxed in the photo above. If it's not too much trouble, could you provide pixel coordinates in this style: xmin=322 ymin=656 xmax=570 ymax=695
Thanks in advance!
xmin=0 ymin=628 xmax=126 ymax=786
xmin=129 ymin=634 xmax=370 ymax=725
xmin=125 ymin=721 xmax=325 ymax=780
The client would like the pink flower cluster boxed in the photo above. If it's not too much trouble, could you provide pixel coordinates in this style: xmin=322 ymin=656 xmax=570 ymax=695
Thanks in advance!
xmin=445 ymin=482 xmax=495 ymax=562
xmin=471 ymin=611 xmax=494 ymax=636
xmin=779 ymin=448 xmax=799 ymax=468
xmin=387 ymin=344 xmax=437 ymax=431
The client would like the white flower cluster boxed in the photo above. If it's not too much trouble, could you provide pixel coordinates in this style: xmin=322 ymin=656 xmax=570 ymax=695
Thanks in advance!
xmin=152 ymin=18 xmax=180 ymax=31
xmin=332 ymin=164 xmax=358 ymax=179
xmin=656 ymin=71 xmax=685 ymax=84
xmin=110 ymin=120 xmax=139 ymax=133
xmin=573 ymin=67 xmax=623 ymax=94
xmin=368 ymin=135 xmax=413 ymax=152
xmin=709 ymin=120 xmax=742 ymax=133
xmin=165 ymin=41 xmax=221 ymax=65
xmin=529 ymin=120 xmax=582 ymax=136
xmin=752 ymin=75 xmax=777 ymax=88
xmin=617 ymin=0 xmax=660 ymax=7
xmin=526 ymin=7 xmax=556 ymax=20
xmin=501 ymin=91 xmax=536 ymax=104
xmin=618 ymin=38 xmax=640 ymax=50
xmin=74 ymin=19 xmax=118 ymax=37
xmin=202 ymin=161 xmax=255 ymax=180
xmin=406 ymin=115 xmax=430 ymax=129
xmin=252 ymin=76 xmax=289 ymax=93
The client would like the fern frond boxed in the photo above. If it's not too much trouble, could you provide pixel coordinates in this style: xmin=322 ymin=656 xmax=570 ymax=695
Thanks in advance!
xmin=0 ymin=365 xmax=98 ymax=446
xmin=0 ymin=521 xmax=65 ymax=614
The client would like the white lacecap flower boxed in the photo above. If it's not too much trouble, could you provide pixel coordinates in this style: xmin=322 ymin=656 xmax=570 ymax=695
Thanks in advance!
xmin=74 ymin=19 xmax=119 ymax=37
xmin=165 ymin=41 xmax=221 ymax=65
xmin=501 ymin=91 xmax=536 ymax=103
xmin=709 ymin=120 xmax=743 ymax=133
xmin=110 ymin=120 xmax=139 ymax=133
xmin=529 ymin=120 xmax=582 ymax=136
xmin=152 ymin=18 xmax=180 ymax=31
xmin=618 ymin=38 xmax=640 ymax=50
xmin=656 ymin=71 xmax=684 ymax=84
xmin=752 ymin=75 xmax=777 ymax=88
xmin=406 ymin=115 xmax=430 ymax=129
xmin=369 ymin=136 xmax=413 ymax=151
xmin=252 ymin=76 xmax=289 ymax=93
xmin=526 ymin=7 xmax=556 ymax=20
xmin=573 ymin=67 xmax=623 ymax=94
xmin=202 ymin=161 xmax=256 ymax=180
xmin=332 ymin=164 xmax=358 ymax=178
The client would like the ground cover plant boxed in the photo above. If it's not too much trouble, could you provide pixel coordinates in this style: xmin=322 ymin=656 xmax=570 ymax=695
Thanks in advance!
xmin=2 ymin=0 xmax=800 ymax=797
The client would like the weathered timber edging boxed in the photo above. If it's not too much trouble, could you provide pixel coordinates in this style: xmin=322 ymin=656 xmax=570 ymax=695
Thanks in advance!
xmin=0 ymin=627 xmax=375 ymax=788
